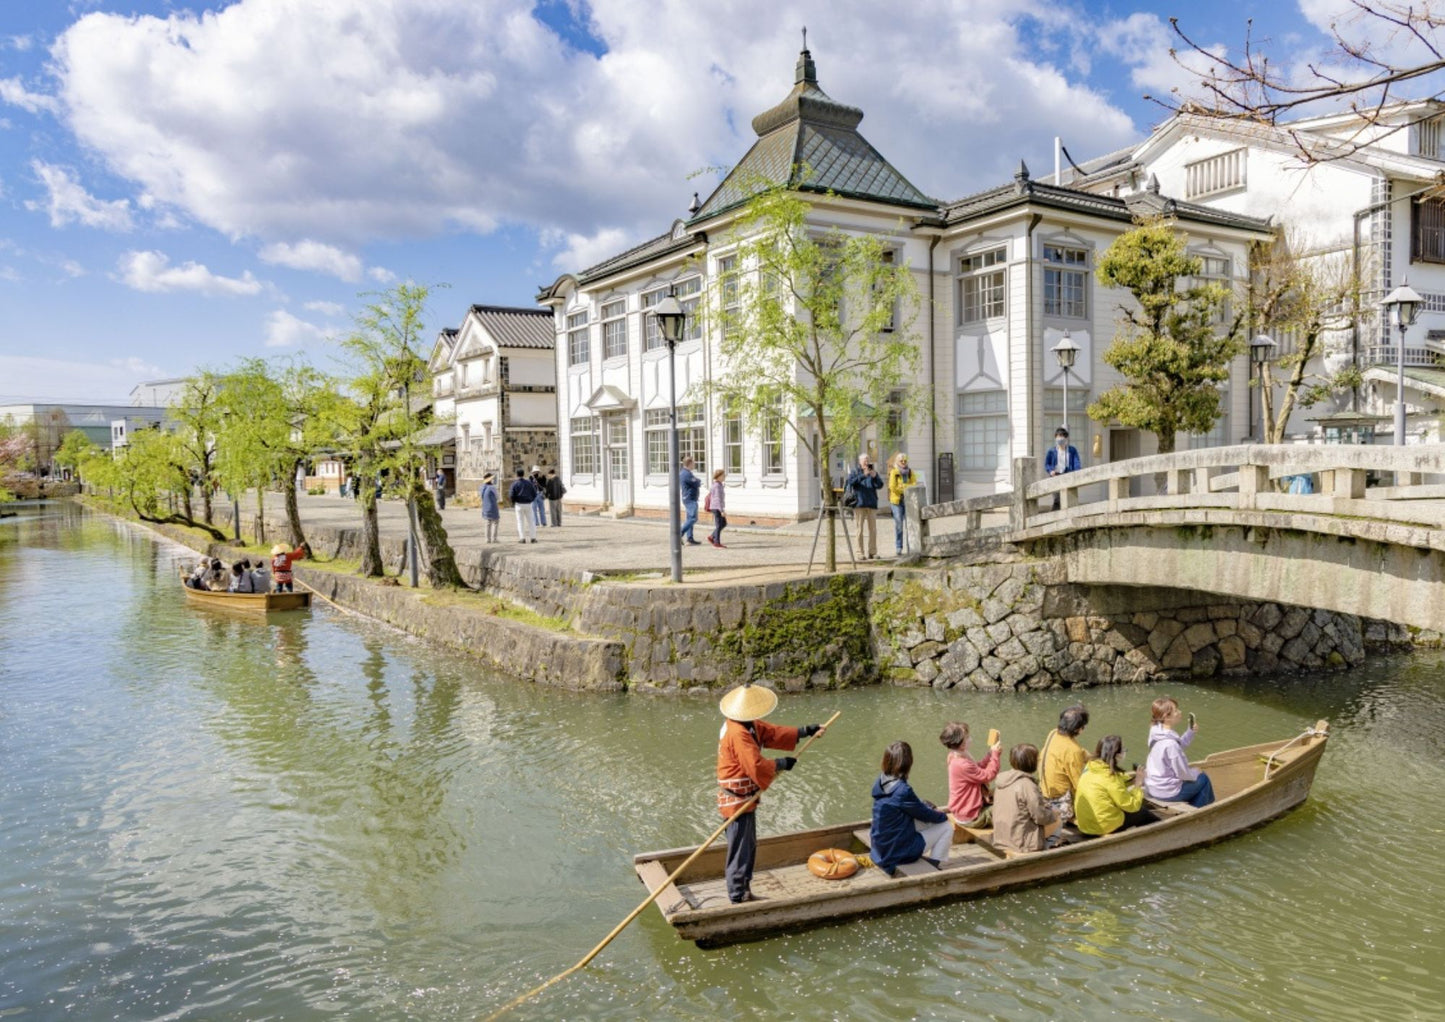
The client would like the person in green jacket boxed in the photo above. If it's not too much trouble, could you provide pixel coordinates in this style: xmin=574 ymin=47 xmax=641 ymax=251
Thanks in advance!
xmin=1073 ymin=735 xmax=1153 ymax=837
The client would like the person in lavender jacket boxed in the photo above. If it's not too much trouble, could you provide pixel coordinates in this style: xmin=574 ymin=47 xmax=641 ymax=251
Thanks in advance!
xmin=1142 ymin=696 xmax=1215 ymax=807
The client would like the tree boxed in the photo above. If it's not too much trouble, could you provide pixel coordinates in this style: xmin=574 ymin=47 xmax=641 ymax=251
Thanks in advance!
xmin=1250 ymin=236 xmax=1363 ymax=443
xmin=169 ymin=373 xmax=224 ymax=524
xmin=1089 ymin=219 xmax=1244 ymax=460
xmin=90 ymin=426 xmax=227 ymax=540
xmin=54 ymin=429 xmax=100 ymax=481
xmin=1162 ymin=5 xmax=1445 ymax=161
xmin=336 ymin=282 xmax=464 ymax=587
xmin=709 ymin=183 xmax=925 ymax=572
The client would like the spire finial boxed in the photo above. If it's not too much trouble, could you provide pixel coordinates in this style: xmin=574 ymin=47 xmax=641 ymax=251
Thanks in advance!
xmin=802 ymin=26 xmax=807 ymax=51
xmin=795 ymin=32 xmax=817 ymax=85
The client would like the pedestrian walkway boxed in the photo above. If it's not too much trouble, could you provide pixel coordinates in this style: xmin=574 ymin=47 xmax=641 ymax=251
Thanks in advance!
xmin=283 ymin=492 xmax=902 ymax=577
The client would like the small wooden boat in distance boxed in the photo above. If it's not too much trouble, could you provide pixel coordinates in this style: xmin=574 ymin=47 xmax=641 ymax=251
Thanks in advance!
xmin=179 ymin=572 xmax=311 ymax=612
xmin=634 ymin=722 xmax=1330 ymax=947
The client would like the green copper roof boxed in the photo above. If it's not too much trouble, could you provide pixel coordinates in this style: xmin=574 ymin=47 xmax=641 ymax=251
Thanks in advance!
xmin=691 ymin=48 xmax=934 ymax=221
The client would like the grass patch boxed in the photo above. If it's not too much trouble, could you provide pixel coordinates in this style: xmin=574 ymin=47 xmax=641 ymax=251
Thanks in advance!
xmin=419 ymin=586 xmax=570 ymax=632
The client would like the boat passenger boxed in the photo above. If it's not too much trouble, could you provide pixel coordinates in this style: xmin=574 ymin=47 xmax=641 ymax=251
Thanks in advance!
xmin=250 ymin=558 xmax=272 ymax=593
xmin=870 ymin=740 xmax=952 ymax=875
xmin=940 ymin=721 xmax=1000 ymax=826
xmin=186 ymin=558 xmax=209 ymax=590
xmin=715 ymin=683 xmax=825 ymax=904
xmin=992 ymin=743 xmax=1058 ymax=854
xmin=205 ymin=558 xmax=229 ymax=591
xmin=1040 ymin=703 xmax=1090 ymax=824
xmin=1143 ymin=697 xmax=1215 ymax=808
xmin=228 ymin=560 xmax=259 ymax=594
xmin=270 ymin=543 xmax=306 ymax=593
xmin=1074 ymin=735 xmax=1153 ymax=838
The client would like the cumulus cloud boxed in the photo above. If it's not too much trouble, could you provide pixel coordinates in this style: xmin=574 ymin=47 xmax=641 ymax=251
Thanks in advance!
xmin=26 ymin=160 xmax=133 ymax=230
xmin=0 ymin=76 xmax=60 ymax=114
xmin=367 ymin=266 xmax=396 ymax=283
xmin=258 ymin=239 xmax=363 ymax=281
xmin=547 ymin=226 xmax=633 ymax=270
xmin=43 ymin=0 xmax=1147 ymax=265
xmin=264 ymin=308 xmax=330 ymax=347
xmin=117 ymin=250 xmax=264 ymax=296
xmin=303 ymin=299 xmax=346 ymax=316
xmin=1093 ymin=13 xmax=1224 ymax=102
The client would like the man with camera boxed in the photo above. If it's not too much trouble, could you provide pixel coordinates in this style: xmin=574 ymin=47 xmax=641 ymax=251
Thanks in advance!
xmin=844 ymin=452 xmax=886 ymax=559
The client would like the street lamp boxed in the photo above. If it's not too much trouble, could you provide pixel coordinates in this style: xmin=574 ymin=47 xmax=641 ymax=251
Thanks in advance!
xmin=651 ymin=288 xmax=687 ymax=583
xmin=1250 ymin=334 xmax=1277 ymax=443
xmin=1051 ymin=331 xmax=1079 ymax=435
xmin=1382 ymin=282 xmax=1422 ymax=445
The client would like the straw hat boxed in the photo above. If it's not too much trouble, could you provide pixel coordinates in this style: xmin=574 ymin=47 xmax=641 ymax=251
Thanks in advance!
xmin=719 ymin=683 xmax=778 ymax=722
xmin=270 ymin=543 xmax=287 ymax=556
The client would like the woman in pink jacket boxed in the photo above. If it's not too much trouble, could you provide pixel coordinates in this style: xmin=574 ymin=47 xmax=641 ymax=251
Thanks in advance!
xmin=706 ymin=469 xmax=728 ymax=548
xmin=940 ymin=720 xmax=1001 ymax=826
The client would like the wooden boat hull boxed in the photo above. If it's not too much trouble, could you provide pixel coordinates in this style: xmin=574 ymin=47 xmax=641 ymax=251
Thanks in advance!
xmin=180 ymin=573 xmax=311 ymax=612
xmin=634 ymin=725 xmax=1329 ymax=947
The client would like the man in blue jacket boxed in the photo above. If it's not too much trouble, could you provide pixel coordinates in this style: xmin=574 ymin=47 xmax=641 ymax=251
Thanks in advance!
xmin=678 ymin=456 xmax=701 ymax=546
xmin=509 ymin=468 xmax=538 ymax=543
xmin=1043 ymin=425 xmax=1082 ymax=510
xmin=844 ymin=453 xmax=886 ymax=559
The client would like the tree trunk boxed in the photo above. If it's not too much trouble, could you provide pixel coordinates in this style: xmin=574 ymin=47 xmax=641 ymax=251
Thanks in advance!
xmin=1154 ymin=430 xmax=1176 ymax=495
xmin=131 ymin=493 xmax=227 ymax=541
xmin=410 ymin=479 xmax=466 ymax=588
xmin=284 ymin=458 xmax=310 ymax=556
xmin=359 ymin=484 xmax=384 ymax=577
xmin=255 ymin=486 xmax=266 ymax=545
xmin=201 ymin=474 xmax=213 ymax=525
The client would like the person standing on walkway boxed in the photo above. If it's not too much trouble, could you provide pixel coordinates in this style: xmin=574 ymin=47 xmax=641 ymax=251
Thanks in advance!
xmin=716 ymin=682 xmax=825 ymax=903
xmin=845 ymin=453 xmax=885 ymax=559
xmin=544 ymin=469 xmax=566 ymax=527
xmin=887 ymin=452 xmax=915 ymax=556
xmin=1043 ymin=426 xmax=1081 ymax=510
xmin=679 ymin=456 xmax=701 ymax=546
xmin=510 ymin=469 xmax=538 ymax=543
xmin=707 ymin=468 xmax=728 ymax=548
xmin=479 ymin=472 xmax=500 ymax=543
xmin=529 ymin=466 xmax=547 ymax=527
xmin=433 ymin=468 xmax=447 ymax=510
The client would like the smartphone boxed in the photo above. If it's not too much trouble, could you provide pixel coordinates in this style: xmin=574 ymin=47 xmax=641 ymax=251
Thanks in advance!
xmin=987 ymin=728 xmax=1000 ymax=747
xmin=1188 ymin=712 xmax=1196 ymax=729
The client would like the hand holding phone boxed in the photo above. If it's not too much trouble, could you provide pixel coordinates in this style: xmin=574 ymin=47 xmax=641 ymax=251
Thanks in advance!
xmin=1188 ymin=712 xmax=1197 ymax=730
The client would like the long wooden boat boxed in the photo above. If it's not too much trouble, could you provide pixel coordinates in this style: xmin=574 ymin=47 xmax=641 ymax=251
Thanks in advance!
xmin=634 ymin=722 xmax=1330 ymax=947
xmin=179 ymin=571 xmax=311 ymax=612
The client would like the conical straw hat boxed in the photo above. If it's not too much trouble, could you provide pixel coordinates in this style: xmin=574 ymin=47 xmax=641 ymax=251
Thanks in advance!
xmin=271 ymin=544 xmax=288 ymax=556
xmin=719 ymin=683 xmax=778 ymax=722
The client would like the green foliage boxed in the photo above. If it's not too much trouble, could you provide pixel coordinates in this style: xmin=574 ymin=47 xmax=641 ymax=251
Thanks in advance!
xmin=1089 ymin=219 xmax=1243 ymax=454
xmin=168 ymin=372 xmax=224 ymax=522
xmin=54 ymin=429 xmax=99 ymax=473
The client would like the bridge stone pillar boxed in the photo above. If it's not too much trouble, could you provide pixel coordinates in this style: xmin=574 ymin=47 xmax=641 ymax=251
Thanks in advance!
xmin=1011 ymin=457 xmax=1038 ymax=529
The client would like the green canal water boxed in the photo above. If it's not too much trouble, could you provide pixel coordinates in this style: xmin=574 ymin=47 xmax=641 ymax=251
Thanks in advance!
xmin=1 ymin=503 xmax=1441 ymax=1021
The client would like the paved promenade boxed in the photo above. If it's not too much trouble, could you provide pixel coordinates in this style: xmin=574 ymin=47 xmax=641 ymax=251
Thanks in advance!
xmin=273 ymin=492 xmax=902 ymax=582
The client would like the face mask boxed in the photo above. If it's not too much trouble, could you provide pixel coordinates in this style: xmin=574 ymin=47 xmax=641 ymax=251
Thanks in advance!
xmin=1056 ymin=437 xmax=1067 ymax=447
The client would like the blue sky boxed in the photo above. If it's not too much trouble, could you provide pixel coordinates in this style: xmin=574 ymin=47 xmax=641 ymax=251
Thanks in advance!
xmin=0 ymin=1 xmax=1380 ymax=401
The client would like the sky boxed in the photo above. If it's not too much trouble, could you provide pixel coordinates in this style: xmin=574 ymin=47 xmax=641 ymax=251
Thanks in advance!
xmin=0 ymin=0 xmax=1413 ymax=402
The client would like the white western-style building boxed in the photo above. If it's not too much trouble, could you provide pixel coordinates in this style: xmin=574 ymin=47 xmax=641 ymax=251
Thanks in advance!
xmin=537 ymin=48 xmax=1274 ymax=518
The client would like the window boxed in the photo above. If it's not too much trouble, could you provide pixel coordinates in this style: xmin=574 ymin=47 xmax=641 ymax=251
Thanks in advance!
xmin=877 ymin=249 xmax=899 ymax=332
xmin=881 ymin=389 xmax=906 ymax=455
xmin=1185 ymin=148 xmax=1246 ymax=199
xmin=642 ymin=287 xmax=666 ymax=350
xmin=1043 ymin=244 xmax=1087 ymax=318
xmin=1042 ymin=388 xmax=1089 ymax=437
xmin=1412 ymin=197 xmax=1445 ymax=263
xmin=958 ymin=247 xmax=1006 ymax=324
xmin=1416 ymin=117 xmax=1443 ymax=159
xmin=677 ymin=276 xmax=703 ymax=341
xmin=569 ymin=416 xmax=598 ymax=475
xmin=761 ymin=400 xmax=785 ymax=475
xmin=718 ymin=255 xmax=740 ymax=337
xmin=723 ymin=410 xmax=744 ymax=474
xmin=1193 ymin=254 xmax=1232 ymax=324
xmin=956 ymin=391 xmax=1009 ymax=471
xmin=601 ymin=300 xmax=628 ymax=360
xmin=606 ymin=416 xmax=628 ymax=480
xmin=645 ymin=404 xmax=705 ymax=475
xmin=567 ymin=311 xmax=590 ymax=366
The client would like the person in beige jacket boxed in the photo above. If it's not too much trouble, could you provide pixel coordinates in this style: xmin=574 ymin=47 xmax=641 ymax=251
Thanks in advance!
xmin=991 ymin=744 xmax=1058 ymax=854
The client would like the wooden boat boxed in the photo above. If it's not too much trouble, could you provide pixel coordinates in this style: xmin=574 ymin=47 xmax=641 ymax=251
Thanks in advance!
xmin=634 ymin=722 xmax=1330 ymax=947
xmin=179 ymin=571 xmax=311 ymax=612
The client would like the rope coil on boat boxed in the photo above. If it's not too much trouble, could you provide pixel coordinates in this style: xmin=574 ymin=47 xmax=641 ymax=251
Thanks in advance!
xmin=1263 ymin=721 xmax=1329 ymax=779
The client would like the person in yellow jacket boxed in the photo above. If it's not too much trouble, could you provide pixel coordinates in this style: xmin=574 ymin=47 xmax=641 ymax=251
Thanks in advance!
xmin=1039 ymin=704 xmax=1090 ymax=823
xmin=886 ymin=452 xmax=915 ymax=556
xmin=1073 ymin=735 xmax=1153 ymax=837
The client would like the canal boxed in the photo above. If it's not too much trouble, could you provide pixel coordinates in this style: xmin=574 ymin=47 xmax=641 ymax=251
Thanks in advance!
xmin=1 ymin=503 xmax=1440 ymax=1020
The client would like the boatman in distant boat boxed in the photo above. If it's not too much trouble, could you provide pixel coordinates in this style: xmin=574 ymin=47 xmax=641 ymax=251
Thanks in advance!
xmin=716 ymin=683 xmax=826 ymax=904
xmin=270 ymin=543 xmax=306 ymax=593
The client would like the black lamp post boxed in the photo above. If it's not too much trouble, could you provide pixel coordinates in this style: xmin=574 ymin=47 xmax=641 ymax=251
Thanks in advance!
xmin=651 ymin=289 xmax=687 ymax=583
xmin=1250 ymin=334 xmax=1277 ymax=443
xmin=1051 ymin=331 xmax=1079 ymax=435
xmin=1382 ymin=282 xmax=1422 ymax=445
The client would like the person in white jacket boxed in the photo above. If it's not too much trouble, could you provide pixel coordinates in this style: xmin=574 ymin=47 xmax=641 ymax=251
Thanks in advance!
xmin=1142 ymin=697 xmax=1215 ymax=807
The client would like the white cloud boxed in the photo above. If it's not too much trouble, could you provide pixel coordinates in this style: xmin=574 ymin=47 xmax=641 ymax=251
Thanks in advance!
xmin=264 ymin=308 xmax=330 ymax=347
xmin=1094 ymin=13 xmax=1223 ymax=104
xmin=0 ymin=354 xmax=166 ymax=402
xmin=547 ymin=226 xmax=632 ymax=270
xmin=116 ymin=250 xmax=264 ymax=296
xmin=0 ymin=76 xmax=60 ymax=114
xmin=303 ymin=299 xmax=345 ymax=316
xmin=26 ymin=160 xmax=133 ymax=230
xmin=45 ymin=0 xmax=1144 ymax=262
xmin=9 ymin=35 xmax=35 ymax=52
xmin=367 ymin=266 xmax=396 ymax=283
xmin=258 ymin=239 xmax=363 ymax=281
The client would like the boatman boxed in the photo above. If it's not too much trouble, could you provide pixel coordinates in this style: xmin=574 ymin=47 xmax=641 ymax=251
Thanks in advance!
xmin=270 ymin=543 xmax=307 ymax=593
xmin=716 ymin=683 xmax=825 ymax=904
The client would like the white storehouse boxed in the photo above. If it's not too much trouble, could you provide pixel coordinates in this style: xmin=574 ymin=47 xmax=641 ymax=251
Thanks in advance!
xmin=1057 ymin=101 xmax=1445 ymax=443
xmin=429 ymin=304 xmax=556 ymax=494
xmin=538 ymin=48 xmax=1273 ymax=518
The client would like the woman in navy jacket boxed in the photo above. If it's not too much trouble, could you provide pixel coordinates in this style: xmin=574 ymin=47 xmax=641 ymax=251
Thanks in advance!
xmin=870 ymin=740 xmax=953 ymax=874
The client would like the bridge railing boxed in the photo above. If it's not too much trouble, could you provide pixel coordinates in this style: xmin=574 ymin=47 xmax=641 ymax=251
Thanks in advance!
xmin=911 ymin=443 xmax=1445 ymax=556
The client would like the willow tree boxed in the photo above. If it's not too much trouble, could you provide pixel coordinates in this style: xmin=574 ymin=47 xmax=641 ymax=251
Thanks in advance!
xmin=54 ymin=429 xmax=99 ymax=482
xmin=90 ymin=426 xmax=227 ymax=540
xmin=1089 ymin=219 xmax=1243 ymax=458
xmin=709 ymin=184 xmax=924 ymax=572
xmin=336 ymin=282 xmax=464 ymax=587
xmin=169 ymin=373 xmax=224 ymax=524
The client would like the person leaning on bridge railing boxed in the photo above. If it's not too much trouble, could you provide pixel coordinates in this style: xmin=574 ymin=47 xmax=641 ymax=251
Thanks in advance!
xmin=1043 ymin=426 xmax=1082 ymax=510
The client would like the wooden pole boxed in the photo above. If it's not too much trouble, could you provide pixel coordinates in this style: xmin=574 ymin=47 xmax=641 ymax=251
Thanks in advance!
xmin=481 ymin=710 xmax=842 ymax=1022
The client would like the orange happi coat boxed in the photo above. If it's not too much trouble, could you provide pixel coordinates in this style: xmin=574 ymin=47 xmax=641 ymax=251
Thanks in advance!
xmin=716 ymin=718 xmax=799 ymax=819
xmin=271 ymin=546 xmax=306 ymax=584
